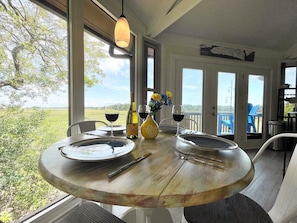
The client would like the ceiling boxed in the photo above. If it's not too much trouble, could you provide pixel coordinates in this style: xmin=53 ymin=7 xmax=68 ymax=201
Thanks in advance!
xmin=125 ymin=0 xmax=297 ymax=52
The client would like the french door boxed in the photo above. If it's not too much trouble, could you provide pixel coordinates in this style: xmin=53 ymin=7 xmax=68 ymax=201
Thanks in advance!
xmin=176 ymin=59 xmax=269 ymax=149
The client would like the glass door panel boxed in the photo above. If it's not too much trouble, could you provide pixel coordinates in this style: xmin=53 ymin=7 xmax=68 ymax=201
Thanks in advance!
xmin=284 ymin=67 xmax=297 ymax=117
xmin=217 ymin=72 xmax=236 ymax=135
xmin=182 ymin=68 xmax=203 ymax=132
xmin=247 ymin=74 xmax=264 ymax=136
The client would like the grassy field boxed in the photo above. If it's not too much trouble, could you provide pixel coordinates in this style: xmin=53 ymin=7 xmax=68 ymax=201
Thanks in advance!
xmin=44 ymin=108 xmax=127 ymax=122
xmin=43 ymin=108 xmax=128 ymax=139
xmin=85 ymin=109 xmax=127 ymax=125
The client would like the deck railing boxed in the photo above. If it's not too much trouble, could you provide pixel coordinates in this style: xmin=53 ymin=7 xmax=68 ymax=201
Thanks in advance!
xmin=184 ymin=112 xmax=263 ymax=135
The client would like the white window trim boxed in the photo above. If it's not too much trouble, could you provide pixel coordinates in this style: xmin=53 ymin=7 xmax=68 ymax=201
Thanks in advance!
xmin=17 ymin=195 xmax=83 ymax=223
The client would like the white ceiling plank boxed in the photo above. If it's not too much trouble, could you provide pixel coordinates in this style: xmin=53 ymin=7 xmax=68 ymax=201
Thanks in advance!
xmin=147 ymin=0 xmax=203 ymax=38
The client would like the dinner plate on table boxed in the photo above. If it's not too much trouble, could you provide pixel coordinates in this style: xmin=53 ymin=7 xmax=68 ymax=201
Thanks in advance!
xmin=97 ymin=125 xmax=126 ymax=134
xmin=177 ymin=133 xmax=238 ymax=151
xmin=60 ymin=137 xmax=135 ymax=161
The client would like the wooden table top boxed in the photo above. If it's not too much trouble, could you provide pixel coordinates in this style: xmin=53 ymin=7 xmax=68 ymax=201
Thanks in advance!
xmin=39 ymin=132 xmax=254 ymax=208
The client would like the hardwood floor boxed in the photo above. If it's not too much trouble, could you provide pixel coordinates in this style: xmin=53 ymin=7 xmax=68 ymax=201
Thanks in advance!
xmin=168 ymin=148 xmax=296 ymax=223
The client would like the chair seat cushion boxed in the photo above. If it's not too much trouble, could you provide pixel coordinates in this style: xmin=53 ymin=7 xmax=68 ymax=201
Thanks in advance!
xmin=56 ymin=202 xmax=125 ymax=223
xmin=184 ymin=193 xmax=272 ymax=223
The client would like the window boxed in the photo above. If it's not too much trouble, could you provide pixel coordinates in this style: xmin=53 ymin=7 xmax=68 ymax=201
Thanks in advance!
xmin=182 ymin=68 xmax=203 ymax=132
xmin=217 ymin=72 xmax=236 ymax=135
xmin=247 ymin=74 xmax=264 ymax=135
xmin=84 ymin=32 xmax=131 ymax=125
xmin=0 ymin=0 xmax=134 ymax=222
xmin=283 ymin=65 xmax=297 ymax=116
xmin=0 ymin=1 xmax=68 ymax=222
xmin=142 ymin=39 xmax=160 ymax=105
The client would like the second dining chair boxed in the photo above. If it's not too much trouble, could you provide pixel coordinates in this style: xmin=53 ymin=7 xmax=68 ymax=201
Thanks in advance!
xmin=182 ymin=133 xmax=297 ymax=223
xmin=159 ymin=117 xmax=199 ymax=132
xmin=55 ymin=201 xmax=125 ymax=223
xmin=66 ymin=120 xmax=108 ymax=137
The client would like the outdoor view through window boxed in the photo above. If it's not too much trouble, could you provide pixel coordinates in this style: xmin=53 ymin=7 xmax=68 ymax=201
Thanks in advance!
xmin=0 ymin=1 xmax=130 ymax=222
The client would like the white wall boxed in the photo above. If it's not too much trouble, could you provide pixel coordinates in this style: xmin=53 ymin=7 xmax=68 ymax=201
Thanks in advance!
xmin=156 ymin=32 xmax=283 ymax=123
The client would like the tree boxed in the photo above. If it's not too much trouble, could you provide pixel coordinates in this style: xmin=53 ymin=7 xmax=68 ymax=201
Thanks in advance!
xmin=0 ymin=0 xmax=106 ymax=106
xmin=0 ymin=0 xmax=109 ymax=222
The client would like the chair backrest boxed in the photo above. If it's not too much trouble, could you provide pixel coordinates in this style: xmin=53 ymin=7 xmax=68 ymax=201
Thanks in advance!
xmin=252 ymin=133 xmax=297 ymax=163
xmin=67 ymin=120 xmax=108 ymax=136
xmin=249 ymin=105 xmax=260 ymax=116
xmin=159 ymin=117 xmax=199 ymax=131
xmin=268 ymin=139 xmax=297 ymax=223
xmin=251 ymin=133 xmax=297 ymax=223
xmin=247 ymin=103 xmax=253 ymax=114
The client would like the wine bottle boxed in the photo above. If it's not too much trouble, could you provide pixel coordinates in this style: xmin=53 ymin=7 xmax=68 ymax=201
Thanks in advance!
xmin=126 ymin=92 xmax=138 ymax=139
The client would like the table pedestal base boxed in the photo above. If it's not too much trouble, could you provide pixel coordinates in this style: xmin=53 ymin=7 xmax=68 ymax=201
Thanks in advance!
xmin=121 ymin=207 xmax=173 ymax=223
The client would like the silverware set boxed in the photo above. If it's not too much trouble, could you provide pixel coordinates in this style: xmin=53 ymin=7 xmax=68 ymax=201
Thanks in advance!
xmin=174 ymin=147 xmax=225 ymax=169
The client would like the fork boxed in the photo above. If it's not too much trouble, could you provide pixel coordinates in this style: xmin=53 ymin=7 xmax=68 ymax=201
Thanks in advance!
xmin=178 ymin=153 xmax=225 ymax=169
xmin=173 ymin=147 xmax=223 ymax=163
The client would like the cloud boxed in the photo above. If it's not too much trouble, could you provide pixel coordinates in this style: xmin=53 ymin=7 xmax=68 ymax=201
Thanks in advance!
xmin=100 ymin=58 xmax=129 ymax=78
xmin=184 ymin=84 xmax=199 ymax=90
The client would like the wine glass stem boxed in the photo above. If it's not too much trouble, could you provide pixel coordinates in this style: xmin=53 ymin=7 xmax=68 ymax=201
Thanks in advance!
xmin=176 ymin=122 xmax=180 ymax=136
xmin=110 ymin=122 xmax=114 ymax=137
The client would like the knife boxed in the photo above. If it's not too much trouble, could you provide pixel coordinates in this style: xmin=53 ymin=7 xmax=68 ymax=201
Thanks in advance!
xmin=108 ymin=152 xmax=152 ymax=178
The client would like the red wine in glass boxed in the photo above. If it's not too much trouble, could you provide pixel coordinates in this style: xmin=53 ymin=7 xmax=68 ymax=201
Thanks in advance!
xmin=172 ymin=105 xmax=184 ymax=136
xmin=139 ymin=112 xmax=148 ymax=119
xmin=105 ymin=114 xmax=119 ymax=122
xmin=104 ymin=103 xmax=119 ymax=137
xmin=173 ymin=114 xmax=184 ymax=122
xmin=138 ymin=105 xmax=149 ymax=124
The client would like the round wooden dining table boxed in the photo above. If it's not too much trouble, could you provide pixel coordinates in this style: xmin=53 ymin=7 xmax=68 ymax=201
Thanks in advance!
xmin=39 ymin=131 xmax=254 ymax=222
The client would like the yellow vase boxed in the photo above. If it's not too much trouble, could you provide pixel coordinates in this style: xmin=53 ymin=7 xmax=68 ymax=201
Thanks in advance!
xmin=141 ymin=115 xmax=159 ymax=139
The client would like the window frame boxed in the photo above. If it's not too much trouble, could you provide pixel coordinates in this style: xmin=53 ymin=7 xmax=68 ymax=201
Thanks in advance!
xmin=141 ymin=37 xmax=161 ymax=119
xmin=15 ymin=0 xmax=135 ymax=221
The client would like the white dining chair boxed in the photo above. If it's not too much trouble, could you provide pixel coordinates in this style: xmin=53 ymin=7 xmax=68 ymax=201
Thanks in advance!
xmin=159 ymin=117 xmax=199 ymax=132
xmin=55 ymin=201 xmax=125 ymax=223
xmin=66 ymin=120 xmax=108 ymax=137
xmin=182 ymin=133 xmax=297 ymax=223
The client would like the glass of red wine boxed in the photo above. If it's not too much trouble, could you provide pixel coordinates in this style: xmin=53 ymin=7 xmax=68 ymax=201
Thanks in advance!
xmin=172 ymin=105 xmax=184 ymax=136
xmin=138 ymin=105 xmax=149 ymax=124
xmin=104 ymin=103 xmax=119 ymax=137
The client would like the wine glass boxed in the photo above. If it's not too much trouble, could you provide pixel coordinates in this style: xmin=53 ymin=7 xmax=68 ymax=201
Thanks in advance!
xmin=172 ymin=105 xmax=185 ymax=136
xmin=138 ymin=105 xmax=149 ymax=124
xmin=104 ymin=103 xmax=119 ymax=137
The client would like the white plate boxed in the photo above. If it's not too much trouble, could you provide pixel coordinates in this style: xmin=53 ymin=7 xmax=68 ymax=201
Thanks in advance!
xmin=177 ymin=134 xmax=238 ymax=151
xmin=60 ymin=138 xmax=135 ymax=161
xmin=98 ymin=125 xmax=126 ymax=133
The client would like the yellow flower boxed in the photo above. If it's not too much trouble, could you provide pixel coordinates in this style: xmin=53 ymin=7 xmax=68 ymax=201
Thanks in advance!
xmin=148 ymin=91 xmax=173 ymax=116
xmin=151 ymin=93 xmax=161 ymax=101
xmin=166 ymin=91 xmax=172 ymax=99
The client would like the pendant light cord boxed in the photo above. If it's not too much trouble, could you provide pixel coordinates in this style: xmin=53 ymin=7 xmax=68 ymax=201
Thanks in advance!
xmin=121 ymin=0 xmax=124 ymax=17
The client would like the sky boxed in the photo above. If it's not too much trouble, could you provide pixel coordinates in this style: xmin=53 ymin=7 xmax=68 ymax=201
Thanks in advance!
xmin=182 ymin=68 xmax=265 ymax=109
xmin=22 ymin=55 xmax=131 ymax=108
xmin=21 ymin=61 xmax=297 ymax=109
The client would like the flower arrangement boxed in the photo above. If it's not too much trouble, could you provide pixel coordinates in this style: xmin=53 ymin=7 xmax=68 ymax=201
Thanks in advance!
xmin=148 ymin=91 xmax=172 ymax=116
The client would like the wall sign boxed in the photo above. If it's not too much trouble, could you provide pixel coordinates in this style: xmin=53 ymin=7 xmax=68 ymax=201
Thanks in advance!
xmin=200 ymin=44 xmax=255 ymax=62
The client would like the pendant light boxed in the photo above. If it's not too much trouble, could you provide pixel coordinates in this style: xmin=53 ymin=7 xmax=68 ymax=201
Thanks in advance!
xmin=114 ymin=0 xmax=130 ymax=48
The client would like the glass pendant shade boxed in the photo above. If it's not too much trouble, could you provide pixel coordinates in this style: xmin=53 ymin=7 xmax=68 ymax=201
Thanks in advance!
xmin=114 ymin=15 xmax=130 ymax=48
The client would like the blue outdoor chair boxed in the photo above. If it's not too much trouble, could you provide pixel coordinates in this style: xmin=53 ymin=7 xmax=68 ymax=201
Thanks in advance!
xmin=247 ymin=104 xmax=260 ymax=133
xmin=218 ymin=113 xmax=234 ymax=134
xmin=218 ymin=103 xmax=259 ymax=134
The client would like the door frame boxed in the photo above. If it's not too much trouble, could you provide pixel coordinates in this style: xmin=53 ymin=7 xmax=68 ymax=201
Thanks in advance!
xmin=174 ymin=56 xmax=271 ymax=149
